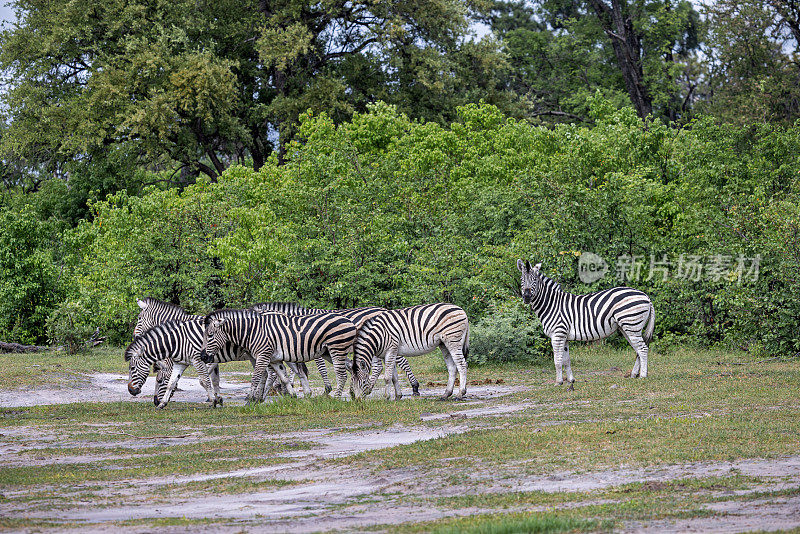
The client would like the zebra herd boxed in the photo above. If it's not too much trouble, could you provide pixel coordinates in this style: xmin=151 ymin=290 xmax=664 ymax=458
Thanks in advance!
xmin=124 ymin=260 xmax=655 ymax=408
xmin=125 ymin=300 xmax=470 ymax=407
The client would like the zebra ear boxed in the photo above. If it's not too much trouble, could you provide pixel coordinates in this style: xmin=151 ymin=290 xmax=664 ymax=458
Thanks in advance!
xmin=516 ymin=259 xmax=526 ymax=273
xmin=137 ymin=299 xmax=148 ymax=310
xmin=211 ymin=317 xmax=225 ymax=328
xmin=533 ymin=262 xmax=542 ymax=273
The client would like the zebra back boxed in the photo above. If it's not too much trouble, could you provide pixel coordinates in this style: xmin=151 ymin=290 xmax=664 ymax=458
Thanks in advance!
xmin=251 ymin=302 xmax=385 ymax=330
xmin=134 ymin=297 xmax=201 ymax=338
xmin=204 ymin=308 xmax=357 ymax=363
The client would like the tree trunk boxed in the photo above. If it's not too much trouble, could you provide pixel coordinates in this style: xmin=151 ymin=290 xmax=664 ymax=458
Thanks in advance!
xmin=587 ymin=0 xmax=653 ymax=118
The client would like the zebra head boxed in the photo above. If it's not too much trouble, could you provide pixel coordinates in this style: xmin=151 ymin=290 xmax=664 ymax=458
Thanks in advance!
xmin=124 ymin=344 xmax=150 ymax=397
xmin=200 ymin=315 xmax=227 ymax=364
xmin=350 ymin=319 xmax=386 ymax=399
xmin=133 ymin=298 xmax=151 ymax=339
xmin=517 ymin=259 xmax=542 ymax=304
xmin=153 ymin=359 xmax=173 ymax=406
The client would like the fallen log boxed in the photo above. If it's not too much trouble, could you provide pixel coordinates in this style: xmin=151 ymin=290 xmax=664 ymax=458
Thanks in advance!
xmin=0 ymin=341 xmax=55 ymax=353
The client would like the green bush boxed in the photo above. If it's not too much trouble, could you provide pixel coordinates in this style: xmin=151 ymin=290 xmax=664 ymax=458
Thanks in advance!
xmin=0 ymin=205 xmax=63 ymax=344
xmin=46 ymin=301 xmax=96 ymax=354
xmin=469 ymin=303 xmax=551 ymax=366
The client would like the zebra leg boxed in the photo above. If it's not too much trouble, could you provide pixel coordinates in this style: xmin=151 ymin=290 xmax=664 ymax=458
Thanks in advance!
xmin=330 ymin=351 xmax=350 ymax=400
xmin=439 ymin=346 xmax=457 ymax=400
xmin=259 ymin=366 xmax=278 ymax=401
xmin=315 ymin=358 xmax=332 ymax=395
xmin=158 ymin=362 xmax=188 ymax=409
xmin=397 ymin=356 xmax=420 ymax=396
xmin=625 ymin=332 xmax=648 ymax=378
xmin=209 ymin=364 xmax=223 ymax=407
xmin=444 ymin=339 xmax=468 ymax=399
xmin=288 ymin=362 xmax=312 ymax=398
xmin=550 ymin=336 xmax=566 ymax=385
xmin=192 ymin=359 xmax=219 ymax=408
xmin=564 ymin=342 xmax=575 ymax=384
xmin=249 ymin=352 xmax=273 ymax=403
xmin=368 ymin=356 xmax=383 ymax=394
xmin=270 ymin=362 xmax=297 ymax=397
xmin=384 ymin=348 xmax=400 ymax=400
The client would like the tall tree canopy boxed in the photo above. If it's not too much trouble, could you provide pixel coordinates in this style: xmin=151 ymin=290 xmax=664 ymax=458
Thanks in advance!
xmin=483 ymin=0 xmax=701 ymax=122
xmin=0 ymin=0 xmax=499 ymax=183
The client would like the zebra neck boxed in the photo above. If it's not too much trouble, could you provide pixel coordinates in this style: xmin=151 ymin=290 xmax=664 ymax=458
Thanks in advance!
xmin=530 ymin=276 xmax=569 ymax=319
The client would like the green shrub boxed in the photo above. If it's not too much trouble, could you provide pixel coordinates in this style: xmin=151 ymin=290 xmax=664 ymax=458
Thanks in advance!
xmin=46 ymin=301 xmax=96 ymax=354
xmin=469 ymin=303 xmax=551 ymax=365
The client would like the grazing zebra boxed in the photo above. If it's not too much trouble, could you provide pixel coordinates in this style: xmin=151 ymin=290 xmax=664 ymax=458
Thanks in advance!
xmin=134 ymin=298 xmax=217 ymax=405
xmin=517 ymin=259 xmax=655 ymax=384
xmin=125 ymin=319 xmax=219 ymax=406
xmin=251 ymin=302 xmax=421 ymax=396
xmin=135 ymin=297 xmax=301 ymax=404
xmin=351 ymin=303 xmax=470 ymax=400
xmin=200 ymin=309 xmax=357 ymax=400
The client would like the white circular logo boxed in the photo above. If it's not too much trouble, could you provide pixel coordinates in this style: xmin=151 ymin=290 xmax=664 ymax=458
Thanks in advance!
xmin=578 ymin=252 xmax=608 ymax=283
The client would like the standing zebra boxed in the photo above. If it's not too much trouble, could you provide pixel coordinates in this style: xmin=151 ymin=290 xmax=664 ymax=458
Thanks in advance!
xmin=517 ymin=260 xmax=655 ymax=384
xmin=351 ymin=303 xmax=470 ymax=400
xmin=200 ymin=309 xmax=357 ymax=400
xmin=251 ymin=302 xmax=421 ymax=396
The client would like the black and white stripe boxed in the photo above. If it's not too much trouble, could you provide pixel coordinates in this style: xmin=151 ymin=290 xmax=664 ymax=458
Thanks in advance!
xmin=351 ymin=303 xmax=470 ymax=400
xmin=135 ymin=297 xmax=250 ymax=406
xmin=125 ymin=319 xmax=220 ymax=407
xmin=201 ymin=309 xmax=357 ymax=400
xmin=251 ymin=302 xmax=421 ymax=395
xmin=517 ymin=259 xmax=655 ymax=384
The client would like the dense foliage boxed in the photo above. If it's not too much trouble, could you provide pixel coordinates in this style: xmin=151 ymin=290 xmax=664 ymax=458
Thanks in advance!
xmin=2 ymin=101 xmax=797 ymax=359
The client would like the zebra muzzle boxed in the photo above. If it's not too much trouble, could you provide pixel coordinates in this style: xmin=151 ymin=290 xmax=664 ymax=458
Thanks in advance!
xmin=127 ymin=381 xmax=141 ymax=396
xmin=199 ymin=349 xmax=211 ymax=363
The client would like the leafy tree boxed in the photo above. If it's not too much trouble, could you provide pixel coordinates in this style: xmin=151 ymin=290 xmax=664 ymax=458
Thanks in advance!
xmin=701 ymin=0 xmax=800 ymax=124
xmin=0 ymin=0 xmax=503 ymax=191
xmin=484 ymin=0 xmax=702 ymax=122
xmin=0 ymin=205 xmax=63 ymax=343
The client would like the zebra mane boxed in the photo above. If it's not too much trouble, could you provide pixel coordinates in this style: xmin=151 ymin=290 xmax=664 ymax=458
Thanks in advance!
xmin=250 ymin=301 xmax=310 ymax=313
xmin=124 ymin=319 xmax=197 ymax=361
xmin=204 ymin=308 xmax=261 ymax=325
xmin=538 ymin=270 xmax=562 ymax=292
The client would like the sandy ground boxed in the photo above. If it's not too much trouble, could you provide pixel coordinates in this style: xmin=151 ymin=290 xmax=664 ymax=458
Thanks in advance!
xmin=1 ymin=374 xmax=799 ymax=533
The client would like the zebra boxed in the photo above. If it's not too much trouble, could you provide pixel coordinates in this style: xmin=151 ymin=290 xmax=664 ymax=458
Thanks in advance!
xmin=251 ymin=302 xmax=421 ymax=396
xmin=200 ymin=309 xmax=357 ymax=400
xmin=135 ymin=297 xmax=302 ymax=404
xmin=517 ymin=259 xmax=655 ymax=385
xmin=134 ymin=298 xmax=217 ymax=406
xmin=351 ymin=303 xmax=470 ymax=400
xmin=125 ymin=319 xmax=220 ymax=407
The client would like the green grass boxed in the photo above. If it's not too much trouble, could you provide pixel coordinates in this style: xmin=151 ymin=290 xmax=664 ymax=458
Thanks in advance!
xmin=1 ymin=343 xmax=799 ymax=532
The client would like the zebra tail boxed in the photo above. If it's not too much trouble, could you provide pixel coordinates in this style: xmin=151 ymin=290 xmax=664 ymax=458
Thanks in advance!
xmin=643 ymin=303 xmax=655 ymax=346
xmin=463 ymin=323 xmax=470 ymax=360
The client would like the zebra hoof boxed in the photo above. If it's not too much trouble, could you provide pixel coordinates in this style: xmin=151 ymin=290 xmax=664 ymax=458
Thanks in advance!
xmin=412 ymin=385 xmax=420 ymax=396
xmin=567 ymin=382 xmax=575 ymax=391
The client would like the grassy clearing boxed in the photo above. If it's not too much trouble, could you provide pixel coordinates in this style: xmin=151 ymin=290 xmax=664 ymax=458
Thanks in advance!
xmin=1 ymin=343 xmax=799 ymax=532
